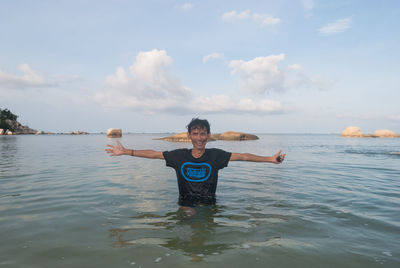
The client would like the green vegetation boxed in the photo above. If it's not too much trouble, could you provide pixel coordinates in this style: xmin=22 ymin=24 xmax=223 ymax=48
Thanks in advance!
xmin=0 ymin=108 xmax=18 ymax=132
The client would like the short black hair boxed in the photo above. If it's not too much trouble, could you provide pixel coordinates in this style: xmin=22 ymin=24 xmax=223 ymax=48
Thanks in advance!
xmin=186 ymin=118 xmax=210 ymax=134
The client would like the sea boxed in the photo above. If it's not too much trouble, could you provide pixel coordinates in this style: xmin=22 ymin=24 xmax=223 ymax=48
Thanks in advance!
xmin=0 ymin=134 xmax=399 ymax=268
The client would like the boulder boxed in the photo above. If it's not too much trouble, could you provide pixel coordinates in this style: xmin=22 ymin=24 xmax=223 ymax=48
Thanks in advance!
xmin=372 ymin=129 xmax=400 ymax=138
xmin=15 ymin=124 xmax=38 ymax=134
xmin=214 ymin=131 xmax=259 ymax=141
xmin=107 ymin=128 xmax=122 ymax=138
xmin=361 ymin=134 xmax=374 ymax=138
xmin=157 ymin=132 xmax=216 ymax=142
xmin=5 ymin=130 xmax=14 ymax=135
xmin=157 ymin=131 xmax=258 ymax=142
xmin=36 ymin=131 xmax=54 ymax=135
xmin=340 ymin=126 xmax=400 ymax=138
xmin=69 ymin=131 xmax=89 ymax=135
xmin=340 ymin=126 xmax=364 ymax=137
xmin=0 ymin=129 xmax=3 ymax=135
xmin=0 ymin=109 xmax=38 ymax=134
xmin=0 ymin=120 xmax=37 ymax=134
xmin=157 ymin=132 xmax=190 ymax=142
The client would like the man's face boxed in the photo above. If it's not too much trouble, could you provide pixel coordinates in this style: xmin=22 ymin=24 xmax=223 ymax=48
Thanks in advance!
xmin=188 ymin=127 xmax=210 ymax=150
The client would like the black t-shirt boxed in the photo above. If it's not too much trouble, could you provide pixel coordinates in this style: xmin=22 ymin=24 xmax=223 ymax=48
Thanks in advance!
xmin=163 ymin=148 xmax=231 ymax=206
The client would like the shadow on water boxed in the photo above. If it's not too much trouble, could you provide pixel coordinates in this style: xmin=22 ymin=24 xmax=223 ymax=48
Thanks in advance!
xmin=109 ymin=205 xmax=233 ymax=262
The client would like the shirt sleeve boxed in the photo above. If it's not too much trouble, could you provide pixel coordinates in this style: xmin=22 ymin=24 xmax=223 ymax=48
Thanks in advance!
xmin=163 ymin=151 xmax=175 ymax=168
xmin=215 ymin=149 xmax=232 ymax=170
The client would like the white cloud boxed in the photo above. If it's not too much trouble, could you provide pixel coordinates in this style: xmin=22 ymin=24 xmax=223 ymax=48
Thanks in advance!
xmin=222 ymin=10 xmax=280 ymax=27
xmin=180 ymin=2 xmax=193 ymax=12
xmin=203 ymin=53 xmax=223 ymax=63
xmin=229 ymin=54 xmax=286 ymax=94
xmin=252 ymin=13 xmax=281 ymax=27
xmin=302 ymin=0 xmax=314 ymax=18
xmin=191 ymin=95 xmax=283 ymax=114
xmin=96 ymin=49 xmax=191 ymax=112
xmin=229 ymin=54 xmax=328 ymax=94
xmin=287 ymin=64 xmax=303 ymax=71
xmin=95 ymin=49 xmax=284 ymax=115
xmin=302 ymin=0 xmax=314 ymax=10
xmin=0 ymin=64 xmax=50 ymax=89
xmin=222 ymin=10 xmax=251 ymax=21
xmin=309 ymin=75 xmax=330 ymax=90
xmin=318 ymin=17 xmax=352 ymax=35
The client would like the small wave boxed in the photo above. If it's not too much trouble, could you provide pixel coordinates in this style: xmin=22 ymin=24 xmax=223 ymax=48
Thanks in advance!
xmin=345 ymin=150 xmax=400 ymax=157
xmin=0 ymin=194 xmax=21 ymax=198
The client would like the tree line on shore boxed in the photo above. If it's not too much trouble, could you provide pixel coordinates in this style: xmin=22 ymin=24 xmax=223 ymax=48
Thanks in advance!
xmin=0 ymin=108 xmax=18 ymax=134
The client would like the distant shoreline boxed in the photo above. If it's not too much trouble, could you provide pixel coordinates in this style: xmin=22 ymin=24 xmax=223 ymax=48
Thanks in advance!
xmin=2 ymin=132 xmax=342 ymax=136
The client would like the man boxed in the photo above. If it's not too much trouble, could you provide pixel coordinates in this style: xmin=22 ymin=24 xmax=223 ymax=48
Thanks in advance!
xmin=106 ymin=118 xmax=285 ymax=213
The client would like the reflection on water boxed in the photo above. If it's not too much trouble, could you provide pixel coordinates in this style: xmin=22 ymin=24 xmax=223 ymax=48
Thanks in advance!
xmin=107 ymin=201 xmax=297 ymax=265
xmin=0 ymin=136 xmax=18 ymax=176
xmin=109 ymin=205 xmax=235 ymax=262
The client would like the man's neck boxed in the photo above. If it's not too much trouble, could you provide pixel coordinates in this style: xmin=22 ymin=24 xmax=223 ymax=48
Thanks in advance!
xmin=191 ymin=148 xmax=205 ymax=158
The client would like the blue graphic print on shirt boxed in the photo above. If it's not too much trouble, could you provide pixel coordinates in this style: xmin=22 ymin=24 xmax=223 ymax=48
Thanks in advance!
xmin=181 ymin=162 xmax=212 ymax=182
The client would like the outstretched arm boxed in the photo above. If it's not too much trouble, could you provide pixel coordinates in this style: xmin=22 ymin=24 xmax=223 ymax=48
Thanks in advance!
xmin=230 ymin=150 xmax=285 ymax=164
xmin=105 ymin=140 xmax=164 ymax=159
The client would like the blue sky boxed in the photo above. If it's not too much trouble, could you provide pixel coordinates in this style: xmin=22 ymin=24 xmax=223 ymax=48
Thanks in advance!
xmin=1 ymin=0 xmax=399 ymax=133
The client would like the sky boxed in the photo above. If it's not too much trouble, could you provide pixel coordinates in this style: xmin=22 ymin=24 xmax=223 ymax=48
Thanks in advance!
xmin=1 ymin=0 xmax=399 ymax=134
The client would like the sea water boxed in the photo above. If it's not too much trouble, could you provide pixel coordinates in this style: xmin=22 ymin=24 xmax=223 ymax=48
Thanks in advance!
xmin=0 ymin=134 xmax=399 ymax=267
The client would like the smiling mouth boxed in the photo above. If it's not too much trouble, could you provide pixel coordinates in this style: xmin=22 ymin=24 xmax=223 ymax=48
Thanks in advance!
xmin=194 ymin=141 xmax=206 ymax=146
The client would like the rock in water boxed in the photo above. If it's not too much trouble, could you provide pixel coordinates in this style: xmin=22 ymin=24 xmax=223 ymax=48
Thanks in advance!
xmin=2 ymin=119 xmax=37 ymax=134
xmin=69 ymin=131 xmax=89 ymax=135
xmin=157 ymin=131 xmax=258 ymax=142
xmin=372 ymin=129 xmax=400 ymax=138
xmin=215 ymin=131 xmax=259 ymax=141
xmin=340 ymin=126 xmax=364 ymax=137
xmin=157 ymin=132 xmax=216 ymax=142
xmin=107 ymin=128 xmax=122 ymax=138
xmin=157 ymin=132 xmax=190 ymax=142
